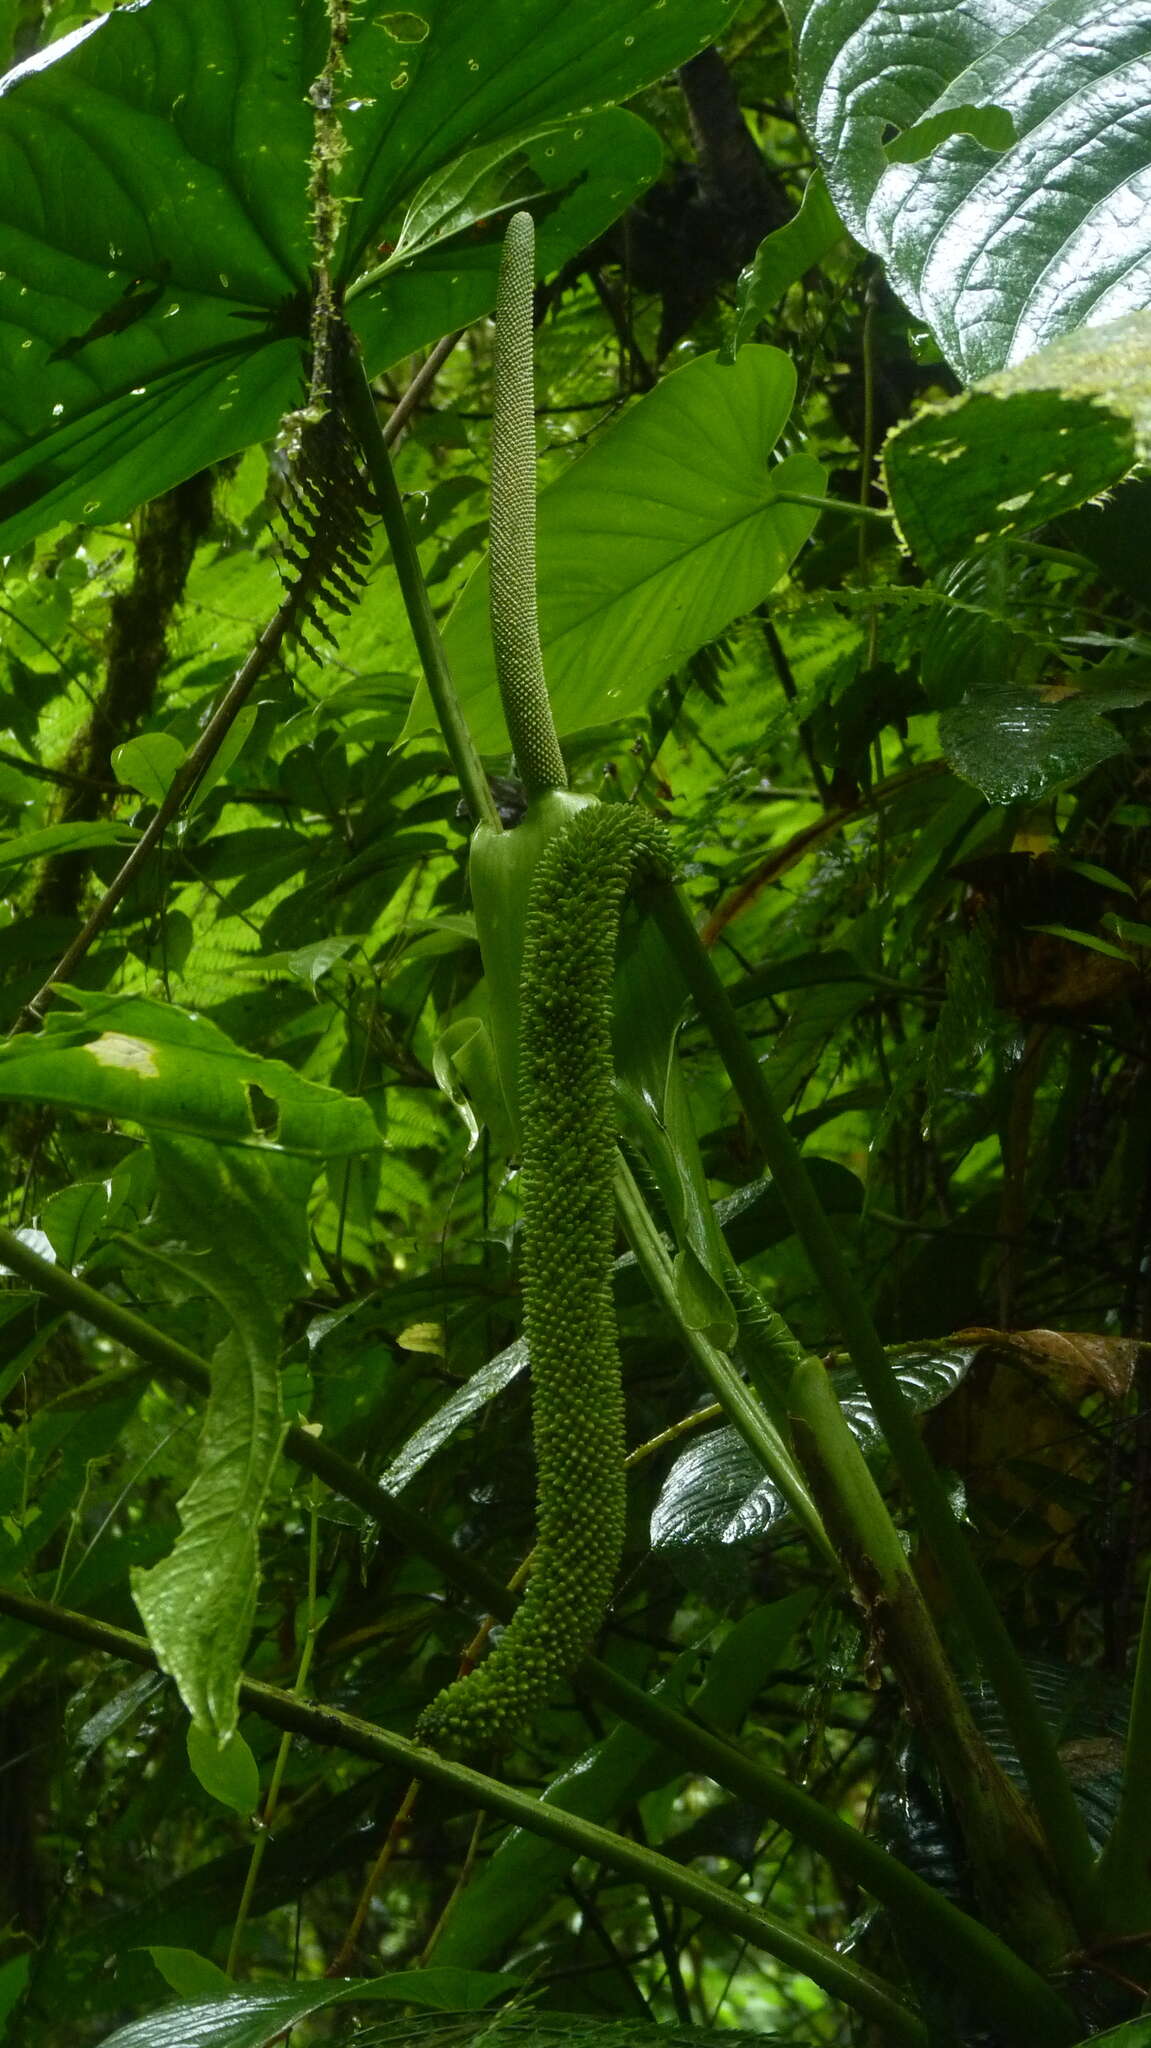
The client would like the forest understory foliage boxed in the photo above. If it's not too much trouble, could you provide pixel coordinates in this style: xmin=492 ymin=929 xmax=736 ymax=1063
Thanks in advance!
xmin=0 ymin=2 xmax=1150 ymax=2046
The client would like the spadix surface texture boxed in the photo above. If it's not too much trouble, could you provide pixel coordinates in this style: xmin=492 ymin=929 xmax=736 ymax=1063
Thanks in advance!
xmin=788 ymin=0 xmax=1151 ymax=377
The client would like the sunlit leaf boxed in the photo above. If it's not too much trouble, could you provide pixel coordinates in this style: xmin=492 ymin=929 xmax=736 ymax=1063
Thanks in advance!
xmin=885 ymin=309 xmax=1151 ymax=569
xmin=789 ymin=0 xmax=1151 ymax=377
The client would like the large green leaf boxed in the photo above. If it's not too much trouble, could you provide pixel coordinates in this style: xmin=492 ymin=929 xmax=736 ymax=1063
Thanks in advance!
xmin=95 ymin=1971 xmax=517 ymax=2048
xmin=788 ymin=0 xmax=1151 ymax=378
xmin=426 ymin=347 xmax=825 ymax=749
xmin=884 ymin=309 xmax=1151 ymax=571
xmin=0 ymin=0 xmax=735 ymax=551
xmin=0 ymin=989 xmax=377 ymax=1735
xmin=0 ymin=988 xmax=376 ymax=1155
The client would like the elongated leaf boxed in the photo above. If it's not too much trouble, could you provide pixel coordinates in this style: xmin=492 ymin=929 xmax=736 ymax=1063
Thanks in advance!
xmin=427 ymin=347 xmax=825 ymax=748
xmin=723 ymin=173 xmax=844 ymax=361
xmin=129 ymin=1139 xmax=302 ymax=1737
xmin=789 ymin=0 xmax=1151 ymax=378
xmin=0 ymin=988 xmax=377 ymax=1156
xmin=0 ymin=821 xmax=136 ymax=867
xmin=885 ymin=309 xmax=1151 ymax=571
xmin=349 ymin=111 xmax=662 ymax=371
xmin=0 ymin=0 xmax=735 ymax=550
xmin=95 ymin=1970 xmax=518 ymax=2048
xmin=379 ymin=1339 xmax=528 ymax=1493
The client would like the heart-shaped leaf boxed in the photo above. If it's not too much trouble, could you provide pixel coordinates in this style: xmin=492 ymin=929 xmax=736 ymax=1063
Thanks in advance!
xmin=788 ymin=0 xmax=1151 ymax=378
xmin=0 ymin=0 xmax=735 ymax=551
xmin=428 ymin=346 xmax=825 ymax=748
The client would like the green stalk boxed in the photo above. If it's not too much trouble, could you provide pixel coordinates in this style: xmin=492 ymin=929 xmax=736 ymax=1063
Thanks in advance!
xmin=489 ymin=211 xmax=568 ymax=796
xmin=612 ymin=1152 xmax=836 ymax=1571
xmin=647 ymin=879 xmax=1097 ymax=1927
xmin=226 ymin=1477 xmax=323 ymax=1977
xmin=0 ymin=1586 xmax=926 ymax=2046
xmin=340 ymin=349 xmax=500 ymax=834
xmin=773 ymin=490 xmax=893 ymax=524
xmin=790 ymin=1358 xmax=1074 ymax=1969
xmin=0 ymin=1226 xmax=1082 ymax=2040
xmin=1089 ymin=1566 xmax=1151 ymax=1932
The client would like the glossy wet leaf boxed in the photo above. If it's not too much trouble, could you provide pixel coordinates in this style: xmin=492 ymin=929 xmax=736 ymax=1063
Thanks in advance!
xmin=789 ymin=0 xmax=1151 ymax=378
xmin=379 ymin=1338 xmax=528 ymax=1493
xmin=429 ymin=347 xmax=825 ymax=748
xmin=939 ymin=690 xmax=1125 ymax=804
xmin=885 ymin=309 xmax=1151 ymax=570
xmin=0 ymin=0 xmax=734 ymax=551
xmin=652 ymin=1347 xmax=975 ymax=1561
xmin=94 ymin=1970 xmax=519 ymax=2048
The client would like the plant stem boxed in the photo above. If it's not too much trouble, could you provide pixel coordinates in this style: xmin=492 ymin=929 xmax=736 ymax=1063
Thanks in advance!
xmin=0 ymin=1587 xmax=927 ymax=2046
xmin=340 ymin=349 xmax=500 ymax=834
xmin=612 ymin=1152 xmax=836 ymax=1570
xmin=790 ymin=1358 xmax=1074 ymax=1969
xmin=226 ymin=1478 xmax=323 ymax=1977
xmin=773 ymin=489 xmax=893 ymax=524
xmin=0 ymin=1223 xmax=1083 ymax=2038
xmin=647 ymin=878 xmax=1098 ymax=1928
xmin=9 ymin=603 xmax=295 ymax=1035
xmin=1090 ymin=1563 xmax=1151 ymax=1932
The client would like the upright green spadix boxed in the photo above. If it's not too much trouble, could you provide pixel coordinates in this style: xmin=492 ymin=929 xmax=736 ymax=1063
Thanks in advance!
xmin=488 ymin=210 xmax=568 ymax=796
xmin=469 ymin=211 xmax=591 ymax=1136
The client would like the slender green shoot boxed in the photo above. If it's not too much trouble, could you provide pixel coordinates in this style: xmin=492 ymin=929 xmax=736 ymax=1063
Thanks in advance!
xmin=647 ymin=878 xmax=1098 ymax=1929
xmin=340 ymin=348 xmax=500 ymax=833
xmin=1090 ymin=1566 xmax=1151 ymax=1931
xmin=613 ymin=1151 xmax=836 ymax=1570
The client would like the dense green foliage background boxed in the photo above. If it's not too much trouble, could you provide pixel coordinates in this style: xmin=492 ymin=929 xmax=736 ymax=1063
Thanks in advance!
xmin=1 ymin=1 xmax=1150 ymax=2044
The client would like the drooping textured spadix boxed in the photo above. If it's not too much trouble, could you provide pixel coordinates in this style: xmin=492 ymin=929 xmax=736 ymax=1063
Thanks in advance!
xmin=418 ymin=804 xmax=671 ymax=1751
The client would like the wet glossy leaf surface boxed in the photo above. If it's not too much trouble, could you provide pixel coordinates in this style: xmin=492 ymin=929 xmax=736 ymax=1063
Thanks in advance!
xmin=790 ymin=0 xmax=1151 ymax=377
xmin=939 ymin=689 xmax=1125 ymax=804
